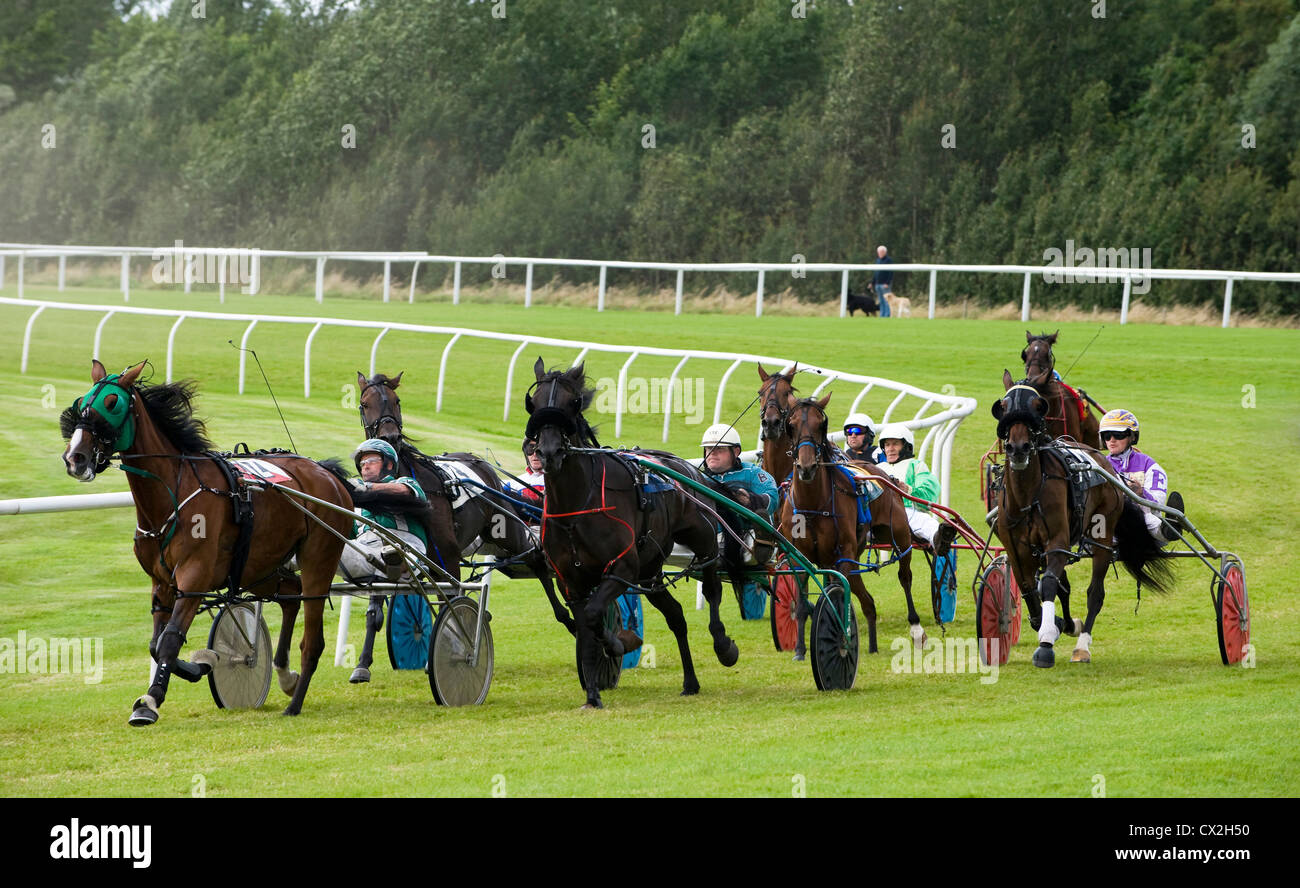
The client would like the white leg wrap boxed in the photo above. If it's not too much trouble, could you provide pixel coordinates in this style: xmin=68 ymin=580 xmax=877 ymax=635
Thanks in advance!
xmin=1038 ymin=599 xmax=1059 ymax=645
xmin=276 ymin=665 xmax=300 ymax=695
xmin=909 ymin=622 xmax=926 ymax=648
xmin=1075 ymin=631 xmax=1092 ymax=653
xmin=139 ymin=693 xmax=159 ymax=713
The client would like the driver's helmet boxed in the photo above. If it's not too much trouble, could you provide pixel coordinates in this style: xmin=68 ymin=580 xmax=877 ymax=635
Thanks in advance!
xmin=876 ymin=423 xmax=915 ymax=460
xmin=353 ymin=438 xmax=399 ymax=476
xmin=700 ymin=423 xmax=742 ymax=452
xmin=1099 ymin=409 xmax=1140 ymax=446
xmin=842 ymin=412 xmax=876 ymax=446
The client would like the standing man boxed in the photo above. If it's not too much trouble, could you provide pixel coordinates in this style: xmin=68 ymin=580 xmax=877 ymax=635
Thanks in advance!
xmin=872 ymin=245 xmax=894 ymax=318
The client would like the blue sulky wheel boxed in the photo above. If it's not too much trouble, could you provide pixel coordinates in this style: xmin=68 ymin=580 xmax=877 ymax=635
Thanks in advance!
xmin=576 ymin=601 xmax=623 ymax=691
xmin=810 ymin=584 xmax=858 ymax=691
xmin=386 ymin=593 xmax=434 ymax=670
xmin=206 ymin=603 xmax=273 ymax=710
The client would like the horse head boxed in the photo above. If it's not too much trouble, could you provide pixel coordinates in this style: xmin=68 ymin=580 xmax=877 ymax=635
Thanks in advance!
xmin=358 ymin=370 xmax=405 ymax=444
xmin=757 ymin=363 xmax=798 ymax=442
xmin=62 ymin=359 xmax=147 ymax=481
xmin=526 ymin=357 xmax=596 ymax=473
xmin=1021 ymin=330 xmax=1058 ymax=380
xmin=991 ymin=369 xmax=1049 ymax=471
xmin=788 ymin=393 xmax=832 ymax=484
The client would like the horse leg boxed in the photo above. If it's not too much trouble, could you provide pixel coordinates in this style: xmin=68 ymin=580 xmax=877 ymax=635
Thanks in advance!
xmin=1032 ymin=552 xmax=1070 ymax=669
xmin=130 ymin=592 xmax=203 ymax=726
xmin=272 ymin=576 xmax=302 ymax=696
xmin=793 ymin=576 xmax=811 ymax=661
xmin=1071 ymin=549 xmax=1110 ymax=664
xmin=284 ymin=558 xmax=334 ymax=716
xmin=844 ymin=570 xmax=880 ymax=654
xmin=892 ymin=548 xmax=919 ymax=651
xmin=577 ymin=578 xmax=627 ymax=708
xmin=1057 ymin=573 xmax=1082 ymax=637
xmin=643 ymin=583 xmax=701 ymax=697
xmin=531 ymin=553 xmax=576 ymax=635
xmin=700 ymin=566 xmax=739 ymax=667
xmin=350 ymin=593 xmax=385 ymax=684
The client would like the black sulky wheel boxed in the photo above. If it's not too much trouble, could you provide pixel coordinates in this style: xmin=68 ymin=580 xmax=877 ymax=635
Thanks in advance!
xmin=1215 ymin=561 xmax=1250 ymax=666
xmin=386 ymin=593 xmax=434 ymax=670
xmin=810 ymin=584 xmax=858 ymax=691
xmin=207 ymin=603 xmax=273 ymax=710
xmin=769 ymin=562 xmax=800 ymax=652
xmin=576 ymin=601 xmax=623 ymax=691
xmin=428 ymin=597 xmax=493 ymax=706
xmin=977 ymin=555 xmax=1021 ymax=667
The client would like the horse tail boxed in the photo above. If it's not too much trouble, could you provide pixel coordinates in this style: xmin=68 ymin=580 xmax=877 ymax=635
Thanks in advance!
xmin=1113 ymin=499 xmax=1174 ymax=595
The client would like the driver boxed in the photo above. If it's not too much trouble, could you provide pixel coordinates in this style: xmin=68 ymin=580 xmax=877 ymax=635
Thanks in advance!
xmin=337 ymin=438 xmax=428 ymax=583
xmin=841 ymin=412 xmax=883 ymax=464
xmin=875 ymin=423 xmax=956 ymax=558
xmin=699 ymin=423 xmax=779 ymax=620
xmin=1100 ymin=409 xmax=1183 ymax=544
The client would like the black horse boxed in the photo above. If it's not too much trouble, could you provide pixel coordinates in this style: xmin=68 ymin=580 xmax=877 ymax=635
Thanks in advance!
xmin=351 ymin=371 xmax=572 ymax=683
xmin=526 ymin=358 xmax=743 ymax=709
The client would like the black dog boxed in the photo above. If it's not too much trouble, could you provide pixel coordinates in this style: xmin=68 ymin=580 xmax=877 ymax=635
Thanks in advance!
xmin=845 ymin=288 xmax=879 ymax=317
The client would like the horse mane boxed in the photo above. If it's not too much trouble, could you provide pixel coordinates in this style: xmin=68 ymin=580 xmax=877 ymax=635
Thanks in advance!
xmin=135 ymin=379 xmax=213 ymax=452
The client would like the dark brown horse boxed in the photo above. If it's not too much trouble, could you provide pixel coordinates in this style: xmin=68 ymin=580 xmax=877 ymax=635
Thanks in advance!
xmin=778 ymin=395 xmax=928 ymax=657
xmin=61 ymin=360 xmax=353 ymax=724
xmin=527 ymin=358 xmax=740 ymax=709
xmin=355 ymin=372 xmax=573 ymax=679
xmin=1021 ymin=331 xmax=1102 ymax=448
xmin=991 ymin=373 xmax=1170 ymax=666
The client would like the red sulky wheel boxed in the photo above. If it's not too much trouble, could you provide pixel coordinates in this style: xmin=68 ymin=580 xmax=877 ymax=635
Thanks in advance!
xmin=1215 ymin=562 xmax=1250 ymax=666
xmin=769 ymin=559 xmax=801 ymax=652
xmin=977 ymin=555 xmax=1020 ymax=667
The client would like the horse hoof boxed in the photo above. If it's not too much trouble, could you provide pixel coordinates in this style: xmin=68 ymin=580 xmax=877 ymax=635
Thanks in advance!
xmin=281 ymin=706 xmax=301 ymax=716
xmin=792 ymin=653 xmax=805 ymax=662
xmin=1029 ymin=614 xmax=1042 ymax=632
xmin=348 ymin=667 xmax=371 ymax=684
xmin=1071 ymin=649 xmax=1091 ymax=664
xmin=128 ymin=707 xmax=158 ymax=727
xmin=715 ymin=638 xmax=740 ymax=668
xmin=581 ymin=701 xmax=605 ymax=710
xmin=681 ymin=681 xmax=700 ymax=696
xmin=616 ymin=629 xmax=644 ymax=653
xmin=1032 ymin=644 xmax=1055 ymax=669
xmin=1071 ymin=618 xmax=1084 ymax=637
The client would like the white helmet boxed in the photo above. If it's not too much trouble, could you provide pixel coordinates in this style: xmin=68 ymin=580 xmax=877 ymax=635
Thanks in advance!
xmin=843 ymin=412 xmax=875 ymax=435
xmin=876 ymin=423 xmax=913 ymax=447
xmin=700 ymin=423 xmax=742 ymax=450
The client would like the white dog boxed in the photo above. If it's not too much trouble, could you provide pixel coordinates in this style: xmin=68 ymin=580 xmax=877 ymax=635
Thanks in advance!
xmin=885 ymin=292 xmax=912 ymax=317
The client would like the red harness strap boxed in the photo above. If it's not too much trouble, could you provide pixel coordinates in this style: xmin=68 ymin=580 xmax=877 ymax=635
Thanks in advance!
xmin=540 ymin=462 xmax=638 ymax=596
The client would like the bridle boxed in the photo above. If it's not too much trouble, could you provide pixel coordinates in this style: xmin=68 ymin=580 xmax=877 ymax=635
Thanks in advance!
xmin=759 ymin=374 xmax=794 ymax=441
xmin=1022 ymin=338 xmax=1056 ymax=380
xmin=359 ymin=378 xmax=402 ymax=440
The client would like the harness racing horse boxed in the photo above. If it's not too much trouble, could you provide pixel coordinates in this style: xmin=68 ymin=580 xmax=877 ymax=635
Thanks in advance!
xmin=354 ymin=372 xmax=572 ymax=680
xmin=526 ymin=358 xmax=741 ymax=709
xmin=991 ymin=373 xmax=1171 ymax=666
xmin=779 ymin=395 xmax=926 ymax=657
xmin=757 ymin=363 xmax=798 ymax=484
xmin=61 ymin=360 xmax=353 ymax=724
xmin=1021 ymin=331 xmax=1102 ymax=448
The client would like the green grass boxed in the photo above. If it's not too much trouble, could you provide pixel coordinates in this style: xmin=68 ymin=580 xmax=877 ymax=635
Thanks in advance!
xmin=2 ymin=284 xmax=1298 ymax=796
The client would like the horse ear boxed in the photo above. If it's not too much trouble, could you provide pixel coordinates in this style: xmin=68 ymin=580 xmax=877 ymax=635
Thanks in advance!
xmin=357 ymin=370 xmax=368 ymax=388
xmin=1025 ymin=330 xmax=1034 ymax=343
xmin=389 ymin=371 xmax=403 ymax=389
xmin=92 ymin=359 xmax=107 ymax=382
xmin=817 ymin=393 xmax=832 ymax=411
xmin=757 ymin=364 xmax=770 ymax=382
xmin=991 ymin=401 xmax=1004 ymax=420
xmin=566 ymin=361 xmax=585 ymax=382
xmin=1003 ymin=369 xmax=1014 ymax=390
xmin=786 ymin=363 xmax=798 ymax=381
xmin=533 ymin=357 xmax=546 ymax=381
xmin=119 ymin=360 xmax=146 ymax=388
xmin=1048 ymin=330 xmax=1059 ymax=343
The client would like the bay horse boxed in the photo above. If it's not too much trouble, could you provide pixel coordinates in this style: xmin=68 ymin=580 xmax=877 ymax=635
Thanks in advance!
xmin=526 ymin=358 xmax=741 ymax=709
xmin=61 ymin=360 xmax=353 ymax=724
xmin=757 ymin=363 xmax=797 ymax=485
xmin=353 ymin=371 xmax=571 ymax=681
xmin=991 ymin=372 xmax=1171 ymax=666
xmin=1021 ymin=331 xmax=1102 ymax=448
xmin=779 ymin=394 xmax=928 ymax=657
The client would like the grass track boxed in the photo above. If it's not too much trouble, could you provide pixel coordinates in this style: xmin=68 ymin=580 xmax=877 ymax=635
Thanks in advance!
xmin=1 ymin=285 xmax=1297 ymax=796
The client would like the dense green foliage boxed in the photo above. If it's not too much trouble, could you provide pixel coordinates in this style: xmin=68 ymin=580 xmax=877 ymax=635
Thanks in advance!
xmin=2 ymin=0 xmax=1298 ymax=312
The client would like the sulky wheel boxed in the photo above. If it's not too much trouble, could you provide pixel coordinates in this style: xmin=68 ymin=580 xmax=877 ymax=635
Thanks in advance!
xmin=809 ymin=585 xmax=858 ymax=691
xmin=1215 ymin=562 xmax=1250 ymax=666
xmin=576 ymin=601 xmax=623 ymax=691
xmin=386 ymin=593 xmax=434 ymax=670
xmin=769 ymin=562 xmax=801 ymax=652
xmin=428 ymin=597 xmax=493 ymax=706
xmin=977 ymin=556 xmax=1019 ymax=667
xmin=206 ymin=603 xmax=273 ymax=710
